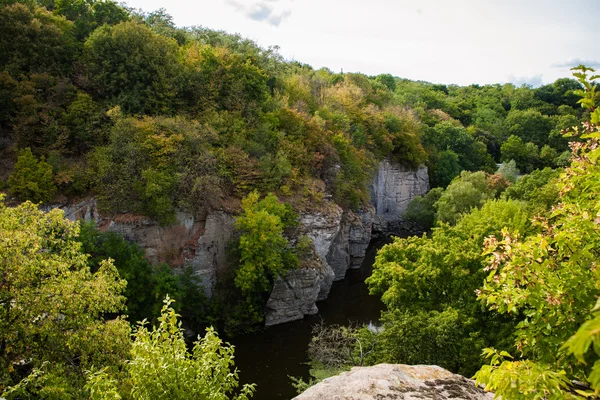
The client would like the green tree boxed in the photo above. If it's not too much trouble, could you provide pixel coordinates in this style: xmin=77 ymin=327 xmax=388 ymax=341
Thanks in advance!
xmin=496 ymin=159 xmax=519 ymax=183
xmin=83 ymin=21 xmax=180 ymax=114
xmin=86 ymin=297 xmax=255 ymax=400
xmin=474 ymin=66 xmax=600 ymax=398
xmin=8 ymin=147 xmax=56 ymax=203
xmin=235 ymin=191 xmax=297 ymax=293
xmin=435 ymin=171 xmax=496 ymax=225
xmin=0 ymin=197 xmax=130 ymax=397
xmin=403 ymin=187 xmax=443 ymax=230
xmin=0 ymin=2 xmax=76 ymax=76
xmin=366 ymin=199 xmax=532 ymax=376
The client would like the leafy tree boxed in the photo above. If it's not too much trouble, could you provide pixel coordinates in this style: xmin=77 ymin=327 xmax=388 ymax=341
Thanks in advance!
xmin=0 ymin=2 xmax=76 ymax=76
xmin=234 ymin=192 xmax=298 ymax=293
xmin=8 ymin=147 xmax=56 ymax=203
xmin=500 ymin=135 xmax=539 ymax=173
xmin=435 ymin=171 xmax=495 ymax=225
xmin=474 ymin=66 xmax=600 ymax=398
xmin=496 ymin=159 xmax=519 ymax=183
xmin=83 ymin=21 xmax=180 ymax=114
xmin=428 ymin=149 xmax=461 ymax=188
xmin=403 ymin=187 xmax=443 ymax=230
xmin=503 ymin=109 xmax=552 ymax=147
xmin=53 ymin=0 xmax=129 ymax=41
xmin=86 ymin=297 xmax=255 ymax=400
xmin=366 ymin=199 xmax=533 ymax=376
xmin=0 ymin=197 xmax=130 ymax=397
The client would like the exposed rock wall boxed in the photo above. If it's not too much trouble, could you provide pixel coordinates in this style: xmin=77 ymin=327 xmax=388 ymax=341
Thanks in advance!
xmin=53 ymin=159 xmax=429 ymax=326
xmin=371 ymin=159 xmax=429 ymax=234
xmin=294 ymin=364 xmax=493 ymax=400
xmin=265 ymin=268 xmax=322 ymax=326
xmin=55 ymin=199 xmax=233 ymax=297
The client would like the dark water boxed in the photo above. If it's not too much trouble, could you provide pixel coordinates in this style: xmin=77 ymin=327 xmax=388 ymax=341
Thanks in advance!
xmin=231 ymin=237 xmax=395 ymax=400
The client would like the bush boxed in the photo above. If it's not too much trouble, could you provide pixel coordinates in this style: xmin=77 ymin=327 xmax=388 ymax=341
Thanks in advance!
xmin=8 ymin=147 xmax=56 ymax=203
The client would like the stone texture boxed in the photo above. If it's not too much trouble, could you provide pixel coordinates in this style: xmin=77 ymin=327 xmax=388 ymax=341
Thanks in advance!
xmin=265 ymin=268 xmax=322 ymax=326
xmin=300 ymin=205 xmax=343 ymax=300
xmin=348 ymin=206 xmax=375 ymax=269
xmin=294 ymin=364 xmax=494 ymax=400
xmin=327 ymin=213 xmax=350 ymax=281
xmin=184 ymin=212 xmax=235 ymax=297
xmin=371 ymin=159 xmax=429 ymax=234
xmin=53 ymin=199 xmax=233 ymax=297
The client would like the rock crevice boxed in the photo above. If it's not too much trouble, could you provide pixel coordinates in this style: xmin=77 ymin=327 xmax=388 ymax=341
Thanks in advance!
xmin=54 ymin=158 xmax=429 ymax=326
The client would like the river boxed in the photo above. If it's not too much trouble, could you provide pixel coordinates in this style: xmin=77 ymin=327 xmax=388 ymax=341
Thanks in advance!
xmin=231 ymin=237 xmax=395 ymax=400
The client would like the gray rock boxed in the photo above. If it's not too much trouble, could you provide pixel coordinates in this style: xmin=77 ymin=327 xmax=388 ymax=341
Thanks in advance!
xmin=348 ymin=206 xmax=374 ymax=269
xmin=265 ymin=268 xmax=322 ymax=326
xmin=294 ymin=364 xmax=494 ymax=400
xmin=52 ymin=198 xmax=233 ymax=298
xmin=327 ymin=213 xmax=350 ymax=281
xmin=371 ymin=159 xmax=429 ymax=234
xmin=300 ymin=206 xmax=343 ymax=300
xmin=185 ymin=212 xmax=235 ymax=298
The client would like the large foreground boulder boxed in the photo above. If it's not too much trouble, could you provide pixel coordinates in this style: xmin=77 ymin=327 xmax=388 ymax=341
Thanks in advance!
xmin=294 ymin=364 xmax=493 ymax=400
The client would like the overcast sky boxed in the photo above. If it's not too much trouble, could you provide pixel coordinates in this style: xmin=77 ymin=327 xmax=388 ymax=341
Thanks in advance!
xmin=123 ymin=0 xmax=600 ymax=87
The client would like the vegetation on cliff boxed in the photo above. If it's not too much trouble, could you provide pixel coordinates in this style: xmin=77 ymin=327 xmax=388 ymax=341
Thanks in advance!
xmin=1 ymin=0 xmax=598 ymax=397
xmin=301 ymin=67 xmax=600 ymax=398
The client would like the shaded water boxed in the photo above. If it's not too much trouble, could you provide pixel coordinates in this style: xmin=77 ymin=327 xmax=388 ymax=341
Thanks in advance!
xmin=231 ymin=237 xmax=396 ymax=400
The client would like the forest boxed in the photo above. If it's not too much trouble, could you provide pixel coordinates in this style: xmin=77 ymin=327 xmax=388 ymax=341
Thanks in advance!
xmin=1 ymin=0 xmax=600 ymax=398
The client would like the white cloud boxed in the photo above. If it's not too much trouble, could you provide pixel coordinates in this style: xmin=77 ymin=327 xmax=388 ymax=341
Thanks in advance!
xmin=225 ymin=0 xmax=293 ymax=26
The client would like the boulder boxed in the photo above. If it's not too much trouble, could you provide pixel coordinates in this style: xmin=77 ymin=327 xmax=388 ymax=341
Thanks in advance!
xmin=294 ymin=364 xmax=493 ymax=400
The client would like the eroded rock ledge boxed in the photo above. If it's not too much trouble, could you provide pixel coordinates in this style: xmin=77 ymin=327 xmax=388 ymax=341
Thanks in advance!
xmin=294 ymin=364 xmax=493 ymax=400
xmin=52 ymin=159 xmax=429 ymax=326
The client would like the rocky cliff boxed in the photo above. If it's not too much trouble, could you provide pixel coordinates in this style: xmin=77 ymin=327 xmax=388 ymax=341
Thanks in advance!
xmin=264 ymin=158 xmax=429 ymax=325
xmin=54 ymin=158 xmax=429 ymax=326
xmin=294 ymin=364 xmax=493 ymax=400
xmin=55 ymin=199 xmax=233 ymax=298
xmin=371 ymin=160 xmax=430 ymax=234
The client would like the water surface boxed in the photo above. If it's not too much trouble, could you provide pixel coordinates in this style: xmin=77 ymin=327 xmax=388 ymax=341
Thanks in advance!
xmin=232 ymin=237 xmax=396 ymax=400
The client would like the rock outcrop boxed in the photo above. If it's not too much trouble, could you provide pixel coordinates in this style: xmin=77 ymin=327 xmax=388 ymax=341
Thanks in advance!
xmin=53 ymin=159 xmax=429 ymax=326
xmin=294 ymin=364 xmax=493 ymax=400
xmin=54 ymin=199 xmax=234 ymax=297
xmin=265 ymin=268 xmax=322 ymax=326
xmin=371 ymin=159 xmax=429 ymax=234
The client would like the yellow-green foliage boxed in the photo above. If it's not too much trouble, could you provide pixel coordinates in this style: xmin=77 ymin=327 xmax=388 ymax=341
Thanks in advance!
xmin=8 ymin=147 xmax=56 ymax=203
xmin=86 ymin=297 xmax=255 ymax=400
xmin=0 ymin=196 xmax=130 ymax=398
xmin=474 ymin=66 xmax=600 ymax=398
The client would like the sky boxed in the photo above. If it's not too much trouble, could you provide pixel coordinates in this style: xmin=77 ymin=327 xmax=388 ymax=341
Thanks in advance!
xmin=123 ymin=0 xmax=600 ymax=87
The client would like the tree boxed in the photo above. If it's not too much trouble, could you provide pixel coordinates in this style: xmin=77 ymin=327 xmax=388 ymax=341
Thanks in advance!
xmin=366 ymin=199 xmax=533 ymax=376
xmin=86 ymin=297 xmax=255 ymax=400
xmin=235 ymin=191 xmax=297 ymax=294
xmin=8 ymin=147 xmax=56 ymax=203
xmin=474 ymin=66 xmax=600 ymax=398
xmin=0 ymin=197 xmax=130 ymax=397
xmin=435 ymin=171 xmax=495 ymax=225
xmin=403 ymin=187 xmax=443 ymax=230
xmin=83 ymin=21 xmax=180 ymax=114
xmin=496 ymin=159 xmax=519 ymax=183
xmin=0 ymin=3 xmax=76 ymax=76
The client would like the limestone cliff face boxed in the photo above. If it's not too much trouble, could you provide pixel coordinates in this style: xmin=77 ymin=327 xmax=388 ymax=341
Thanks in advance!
xmin=371 ymin=159 xmax=429 ymax=234
xmin=56 ymin=199 xmax=233 ymax=298
xmin=294 ymin=364 xmax=493 ymax=400
xmin=55 ymin=159 xmax=429 ymax=326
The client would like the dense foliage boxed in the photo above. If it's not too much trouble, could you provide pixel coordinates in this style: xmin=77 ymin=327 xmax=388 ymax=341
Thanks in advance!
xmin=1 ymin=0 xmax=597 ymax=397
xmin=473 ymin=67 xmax=600 ymax=398
xmin=0 ymin=196 xmax=130 ymax=398
xmin=86 ymin=298 xmax=254 ymax=400
xmin=0 ymin=0 xmax=585 ymax=217
xmin=0 ymin=199 xmax=250 ymax=398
